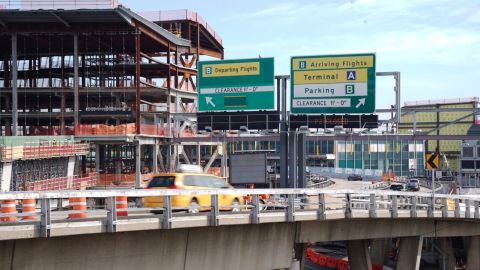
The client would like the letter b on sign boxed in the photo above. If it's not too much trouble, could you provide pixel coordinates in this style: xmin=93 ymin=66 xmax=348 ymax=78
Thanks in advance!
xmin=205 ymin=67 xmax=212 ymax=75
xmin=346 ymin=85 xmax=355 ymax=95
xmin=299 ymin=61 xmax=307 ymax=69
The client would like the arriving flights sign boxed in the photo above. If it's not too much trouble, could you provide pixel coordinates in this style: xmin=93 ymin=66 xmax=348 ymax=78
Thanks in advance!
xmin=291 ymin=53 xmax=376 ymax=114
xmin=198 ymin=58 xmax=274 ymax=112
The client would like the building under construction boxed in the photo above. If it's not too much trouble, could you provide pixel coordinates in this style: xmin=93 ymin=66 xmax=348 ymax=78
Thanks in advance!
xmin=0 ymin=3 xmax=224 ymax=189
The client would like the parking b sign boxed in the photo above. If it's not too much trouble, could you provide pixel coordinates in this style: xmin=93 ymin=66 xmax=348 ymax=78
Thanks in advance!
xmin=346 ymin=85 xmax=355 ymax=94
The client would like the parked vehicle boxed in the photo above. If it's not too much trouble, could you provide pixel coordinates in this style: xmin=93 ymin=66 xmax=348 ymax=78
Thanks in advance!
xmin=347 ymin=174 xmax=363 ymax=181
xmin=406 ymin=179 xmax=420 ymax=191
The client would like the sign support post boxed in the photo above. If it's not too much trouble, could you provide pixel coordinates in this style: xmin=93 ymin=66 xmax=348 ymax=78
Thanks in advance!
xmin=276 ymin=75 xmax=290 ymax=188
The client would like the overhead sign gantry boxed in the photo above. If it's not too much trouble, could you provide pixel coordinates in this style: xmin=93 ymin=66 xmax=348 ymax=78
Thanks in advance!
xmin=291 ymin=53 xmax=376 ymax=114
xmin=198 ymin=58 xmax=275 ymax=112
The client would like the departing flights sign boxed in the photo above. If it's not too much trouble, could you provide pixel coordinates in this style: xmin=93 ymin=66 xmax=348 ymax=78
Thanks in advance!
xmin=198 ymin=58 xmax=274 ymax=112
xmin=291 ymin=53 xmax=376 ymax=114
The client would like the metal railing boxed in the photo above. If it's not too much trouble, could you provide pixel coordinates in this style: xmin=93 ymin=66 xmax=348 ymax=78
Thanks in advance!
xmin=0 ymin=189 xmax=479 ymax=240
xmin=0 ymin=0 xmax=119 ymax=9
xmin=139 ymin=10 xmax=223 ymax=45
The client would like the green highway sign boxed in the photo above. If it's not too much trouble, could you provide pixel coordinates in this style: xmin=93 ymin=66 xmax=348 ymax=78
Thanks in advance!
xmin=291 ymin=53 xmax=376 ymax=114
xmin=198 ymin=58 xmax=274 ymax=112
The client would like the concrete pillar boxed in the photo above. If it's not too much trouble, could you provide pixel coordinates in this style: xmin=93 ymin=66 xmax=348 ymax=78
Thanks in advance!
xmin=293 ymin=243 xmax=307 ymax=270
xmin=347 ymin=239 xmax=372 ymax=270
xmin=466 ymin=235 xmax=480 ymax=270
xmin=67 ymin=157 xmax=76 ymax=177
xmin=11 ymin=33 xmax=18 ymax=136
xmin=437 ymin=237 xmax=456 ymax=270
xmin=220 ymin=143 xmax=227 ymax=178
xmin=0 ymin=162 xmax=13 ymax=192
xmin=369 ymin=238 xmax=390 ymax=266
xmin=197 ymin=144 xmax=201 ymax=165
xmin=396 ymin=236 xmax=423 ymax=270
xmin=152 ymin=143 xmax=158 ymax=174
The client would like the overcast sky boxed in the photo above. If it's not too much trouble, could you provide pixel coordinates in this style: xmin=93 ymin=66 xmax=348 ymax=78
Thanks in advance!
xmin=121 ymin=0 xmax=480 ymax=110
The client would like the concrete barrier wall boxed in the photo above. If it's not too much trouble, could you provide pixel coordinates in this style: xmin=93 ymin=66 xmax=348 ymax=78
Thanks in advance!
xmin=0 ymin=223 xmax=295 ymax=270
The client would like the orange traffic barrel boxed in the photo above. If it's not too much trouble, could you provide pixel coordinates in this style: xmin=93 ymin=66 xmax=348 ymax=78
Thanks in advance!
xmin=68 ymin=197 xmax=87 ymax=219
xmin=22 ymin=199 xmax=36 ymax=220
xmin=1 ymin=200 xmax=17 ymax=222
xmin=116 ymin=196 xmax=128 ymax=217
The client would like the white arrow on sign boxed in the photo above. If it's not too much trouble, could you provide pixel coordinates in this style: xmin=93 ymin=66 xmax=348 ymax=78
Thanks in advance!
xmin=205 ymin=97 xmax=216 ymax=107
xmin=355 ymin=98 xmax=366 ymax=108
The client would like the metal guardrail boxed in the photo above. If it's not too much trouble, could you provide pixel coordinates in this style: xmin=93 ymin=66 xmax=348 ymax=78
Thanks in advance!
xmin=0 ymin=189 xmax=479 ymax=240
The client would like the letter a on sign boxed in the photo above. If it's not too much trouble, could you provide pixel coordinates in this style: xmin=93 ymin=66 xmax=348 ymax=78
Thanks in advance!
xmin=347 ymin=71 xmax=356 ymax=80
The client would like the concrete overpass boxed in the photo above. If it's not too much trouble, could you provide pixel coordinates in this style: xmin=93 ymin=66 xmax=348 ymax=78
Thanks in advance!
xmin=0 ymin=188 xmax=480 ymax=270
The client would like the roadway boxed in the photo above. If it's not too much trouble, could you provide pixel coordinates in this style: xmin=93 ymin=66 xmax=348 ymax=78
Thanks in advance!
xmin=324 ymin=178 xmax=375 ymax=190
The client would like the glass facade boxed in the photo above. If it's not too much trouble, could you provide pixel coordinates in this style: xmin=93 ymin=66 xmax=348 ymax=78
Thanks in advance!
xmin=335 ymin=139 xmax=425 ymax=177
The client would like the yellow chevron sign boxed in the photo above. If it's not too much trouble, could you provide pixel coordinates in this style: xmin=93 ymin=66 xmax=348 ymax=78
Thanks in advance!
xmin=425 ymin=153 xmax=440 ymax=170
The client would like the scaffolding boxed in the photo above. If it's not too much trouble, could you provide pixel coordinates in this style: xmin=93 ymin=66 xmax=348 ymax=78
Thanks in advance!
xmin=0 ymin=6 xmax=224 ymax=188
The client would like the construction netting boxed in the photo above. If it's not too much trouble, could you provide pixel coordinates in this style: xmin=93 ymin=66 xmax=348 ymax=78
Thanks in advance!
xmin=24 ymin=173 xmax=97 ymax=191
xmin=77 ymin=123 xmax=169 ymax=136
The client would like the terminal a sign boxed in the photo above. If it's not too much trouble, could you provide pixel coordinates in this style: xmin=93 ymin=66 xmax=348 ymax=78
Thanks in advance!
xmin=198 ymin=58 xmax=274 ymax=112
xmin=291 ymin=53 xmax=376 ymax=114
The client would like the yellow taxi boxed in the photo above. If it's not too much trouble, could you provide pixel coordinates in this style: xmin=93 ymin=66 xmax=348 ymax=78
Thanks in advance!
xmin=144 ymin=173 xmax=244 ymax=213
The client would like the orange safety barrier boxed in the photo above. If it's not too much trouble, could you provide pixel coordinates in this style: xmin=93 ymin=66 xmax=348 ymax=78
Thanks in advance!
xmin=337 ymin=260 xmax=349 ymax=270
xmin=68 ymin=197 xmax=87 ymax=219
xmin=116 ymin=196 xmax=128 ymax=217
xmin=317 ymin=254 xmax=327 ymax=266
xmin=326 ymin=256 xmax=339 ymax=268
xmin=22 ymin=199 xmax=36 ymax=220
xmin=308 ymin=252 xmax=319 ymax=264
xmin=372 ymin=264 xmax=383 ymax=270
xmin=1 ymin=200 xmax=17 ymax=222
xmin=306 ymin=248 xmax=316 ymax=260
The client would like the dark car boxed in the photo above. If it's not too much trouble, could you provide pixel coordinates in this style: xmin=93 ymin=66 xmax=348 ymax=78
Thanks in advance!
xmin=347 ymin=174 xmax=363 ymax=181
xmin=406 ymin=179 xmax=420 ymax=191
xmin=390 ymin=183 xmax=406 ymax=191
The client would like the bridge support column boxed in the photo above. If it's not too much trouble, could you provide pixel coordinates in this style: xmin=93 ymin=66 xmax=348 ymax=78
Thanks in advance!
xmin=369 ymin=238 xmax=390 ymax=266
xmin=396 ymin=236 xmax=423 ymax=270
xmin=437 ymin=237 xmax=456 ymax=270
xmin=347 ymin=239 xmax=372 ymax=270
xmin=466 ymin=235 xmax=480 ymax=270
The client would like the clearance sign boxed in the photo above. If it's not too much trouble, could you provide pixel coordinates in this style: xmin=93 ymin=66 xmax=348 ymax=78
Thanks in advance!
xmin=291 ymin=53 xmax=376 ymax=114
xmin=198 ymin=58 xmax=274 ymax=112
